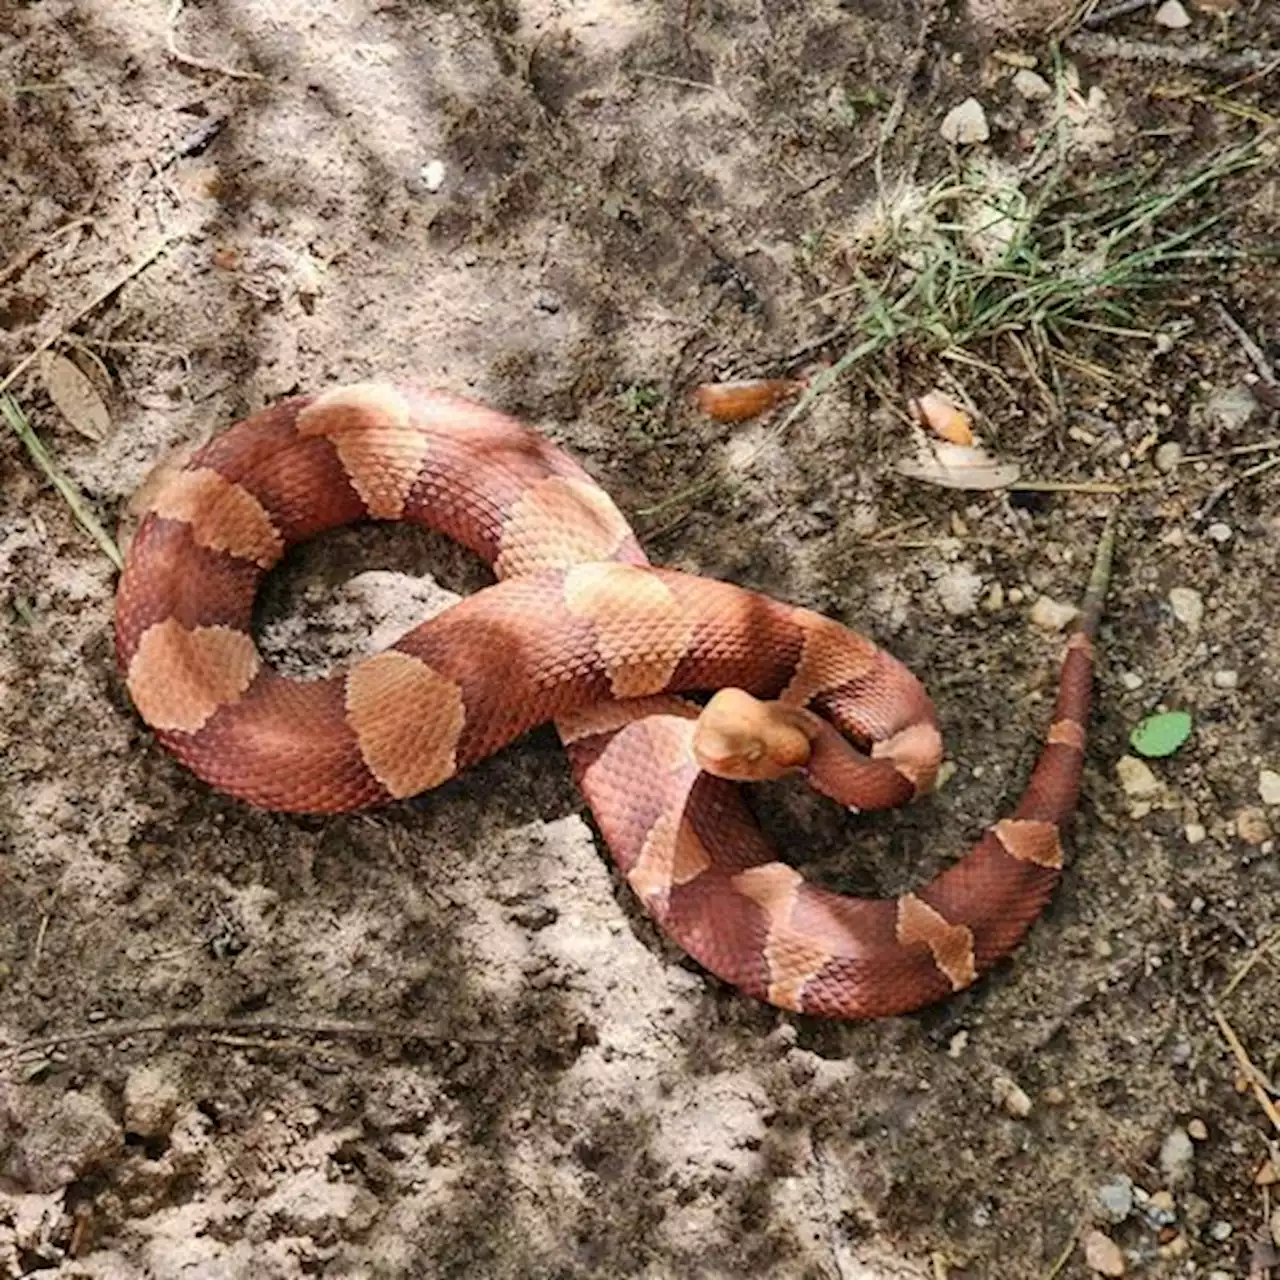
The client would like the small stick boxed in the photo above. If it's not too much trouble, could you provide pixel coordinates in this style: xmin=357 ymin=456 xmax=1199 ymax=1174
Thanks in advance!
xmin=1221 ymin=930 xmax=1280 ymax=1001
xmin=1080 ymin=0 xmax=1152 ymax=27
xmin=1192 ymin=454 xmax=1280 ymax=524
xmin=1183 ymin=439 xmax=1280 ymax=463
xmin=166 ymin=0 xmax=264 ymax=81
xmin=1009 ymin=479 xmax=1161 ymax=494
xmin=1209 ymin=1003 xmax=1280 ymax=1136
xmin=1214 ymin=298 xmax=1278 ymax=385
xmin=1065 ymin=33 xmax=1279 ymax=75
xmin=0 ymin=215 xmax=93 ymax=289
xmin=1 ymin=1016 xmax=499 ymax=1063
xmin=0 ymin=234 xmax=182 ymax=396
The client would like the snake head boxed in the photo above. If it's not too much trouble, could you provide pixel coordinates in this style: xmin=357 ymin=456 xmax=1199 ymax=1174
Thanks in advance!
xmin=692 ymin=688 xmax=816 ymax=782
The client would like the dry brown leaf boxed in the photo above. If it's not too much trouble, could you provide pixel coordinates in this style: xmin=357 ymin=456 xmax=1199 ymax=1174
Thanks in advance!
xmin=694 ymin=378 xmax=802 ymax=423
xmin=910 ymin=389 xmax=974 ymax=446
xmin=39 ymin=351 xmax=110 ymax=441
xmin=895 ymin=428 xmax=1021 ymax=491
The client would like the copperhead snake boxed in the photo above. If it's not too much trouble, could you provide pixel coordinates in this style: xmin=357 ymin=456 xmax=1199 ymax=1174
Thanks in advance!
xmin=114 ymin=382 xmax=1113 ymax=1019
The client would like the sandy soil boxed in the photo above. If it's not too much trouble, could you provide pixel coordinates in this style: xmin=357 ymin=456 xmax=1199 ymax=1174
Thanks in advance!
xmin=1 ymin=0 xmax=1278 ymax=1276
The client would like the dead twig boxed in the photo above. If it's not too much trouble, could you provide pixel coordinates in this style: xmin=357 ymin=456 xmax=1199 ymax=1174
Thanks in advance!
xmin=1079 ymin=0 xmax=1152 ymax=27
xmin=1221 ymin=930 xmax=1280 ymax=1001
xmin=166 ymin=0 xmax=264 ymax=80
xmin=0 ymin=215 xmax=94 ymax=289
xmin=1209 ymin=1003 xmax=1280 ymax=1137
xmin=1065 ymin=33 xmax=1280 ymax=76
xmin=1214 ymin=298 xmax=1279 ymax=385
xmin=1183 ymin=439 xmax=1280 ymax=462
xmin=1192 ymin=454 xmax=1280 ymax=524
xmin=0 ymin=234 xmax=182 ymax=396
xmin=1 ymin=1016 xmax=499 ymax=1065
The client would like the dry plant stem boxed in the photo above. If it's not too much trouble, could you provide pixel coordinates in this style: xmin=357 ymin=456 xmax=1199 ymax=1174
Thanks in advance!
xmin=1209 ymin=1004 xmax=1280 ymax=1136
xmin=1221 ymin=930 xmax=1280 ymax=1001
xmin=0 ymin=395 xmax=124 ymax=569
xmin=166 ymin=0 xmax=264 ymax=80
xmin=1214 ymin=298 xmax=1279 ymax=384
xmin=1193 ymin=454 xmax=1280 ymax=524
xmin=1183 ymin=439 xmax=1280 ymax=463
xmin=0 ymin=235 xmax=181 ymax=395
xmin=1080 ymin=0 xmax=1152 ymax=26
xmin=1 ymin=1017 xmax=499 ymax=1065
xmin=1065 ymin=32 xmax=1279 ymax=75
xmin=0 ymin=215 xmax=93 ymax=289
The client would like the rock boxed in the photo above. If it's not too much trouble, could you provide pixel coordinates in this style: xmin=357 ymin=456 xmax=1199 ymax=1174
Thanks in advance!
xmin=7 ymin=1089 xmax=122 ymax=1193
xmin=419 ymin=159 xmax=446 ymax=192
xmin=124 ymin=1059 xmax=184 ymax=1140
xmin=1116 ymin=756 xmax=1160 ymax=798
xmin=1012 ymin=69 xmax=1052 ymax=100
xmin=1145 ymin=1188 xmax=1177 ymax=1226
xmin=1212 ymin=669 xmax=1239 ymax=690
xmin=1029 ymin=596 xmax=1080 ymax=632
xmin=982 ymin=582 xmax=1005 ymax=612
xmin=1168 ymin=586 xmax=1204 ymax=629
xmin=1187 ymin=1118 xmax=1208 ymax=1141
xmin=992 ymin=1075 xmax=1032 ymax=1118
xmin=1154 ymin=441 xmax=1182 ymax=473
xmin=1160 ymin=1126 xmax=1195 ymax=1187
xmin=941 ymin=98 xmax=990 ymax=145
xmin=1084 ymin=1228 xmax=1126 ymax=1275
xmin=1206 ymin=521 xmax=1233 ymax=543
xmin=1205 ymin=383 xmax=1257 ymax=433
xmin=1209 ymin=1220 xmax=1233 ymax=1241
xmin=1121 ymin=671 xmax=1144 ymax=692
xmin=1095 ymin=1175 xmax=1134 ymax=1224
xmin=936 ymin=565 xmax=984 ymax=616
xmin=1153 ymin=0 xmax=1191 ymax=25
xmin=1236 ymin=807 xmax=1271 ymax=845
xmin=1259 ymin=769 xmax=1280 ymax=806
xmin=1184 ymin=822 xmax=1206 ymax=844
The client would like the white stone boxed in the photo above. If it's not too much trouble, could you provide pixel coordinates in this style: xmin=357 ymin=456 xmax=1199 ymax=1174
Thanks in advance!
xmin=1168 ymin=586 xmax=1204 ymax=629
xmin=1184 ymin=822 xmax=1207 ymax=844
xmin=1029 ymin=596 xmax=1080 ymax=632
xmin=1212 ymin=669 xmax=1239 ymax=689
xmin=1260 ymin=769 xmax=1280 ymax=806
xmin=419 ymin=159 xmax=446 ymax=192
xmin=1154 ymin=0 xmax=1192 ymax=25
xmin=941 ymin=98 xmax=990 ymax=145
xmin=1012 ymin=69 xmax=1052 ymax=100
xmin=1116 ymin=756 xmax=1160 ymax=798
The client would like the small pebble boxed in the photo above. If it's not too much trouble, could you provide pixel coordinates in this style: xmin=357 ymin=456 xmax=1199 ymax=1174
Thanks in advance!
xmin=1084 ymin=1228 xmax=1126 ymax=1276
xmin=1187 ymin=1118 xmax=1208 ymax=1141
xmin=1030 ymin=596 xmax=1080 ymax=632
xmin=1158 ymin=1234 xmax=1189 ymax=1260
xmin=1043 ymin=1085 xmax=1066 ymax=1105
xmin=1121 ymin=671 xmax=1144 ymax=692
xmin=1206 ymin=521 xmax=1233 ymax=543
xmin=1256 ymin=1158 xmax=1278 ymax=1186
xmin=418 ymin=159 xmax=446 ymax=192
xmin=1012 ymin=69 xmax=1052 ymax=100
xmin=1168 ymin=587 xmax=1204 ymax=629
xmin=1212 ymin=669 xmax=1239 ymax=690
xmin=1206 ymin=383 xmax=1257 ymax=433
xmin=1259 ymin=769 xmax=1280 ymax=806
xmin=1146 ymin=1189 xmax=1177 ymax=1227
xmin=1154 ymin=441 xmax=1183 ymax=473
xmin=1116 ymin=756 xmax=1160 ymax=798
xmin=1095 ymin=1175 xmax=1134 ymax=1224
xmin=1184 ymin=822 xmax=1206 ymax=844
xmin=992 ymin=1074 xmax=1032 ymax=1118
xmin=1160 ymin=1127 xmax=1195 ymax=1187
xmin=1237 ymin=807 xmax=1271 ymax=845
xmin=982 ymin=582 xmax=1005 ymax=613
xmin=940 ymin=99 xmax=989 ymax=145
xmin=948 ymin=1030 xmax=969 ymax=1058
xmin=1153 ymin=0 xmax=1191 ymax=25
xmin=1209 ymin=1220 xmax=1233 ymax=1242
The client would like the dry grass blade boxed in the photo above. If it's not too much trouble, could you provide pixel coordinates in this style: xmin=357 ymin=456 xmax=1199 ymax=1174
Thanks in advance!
xmin=0 ymin=393 xmax=123 ymax=569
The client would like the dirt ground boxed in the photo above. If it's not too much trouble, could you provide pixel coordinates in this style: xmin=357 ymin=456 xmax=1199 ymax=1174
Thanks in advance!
xmin=1 ymin=0 xmax=1278 ymax=1276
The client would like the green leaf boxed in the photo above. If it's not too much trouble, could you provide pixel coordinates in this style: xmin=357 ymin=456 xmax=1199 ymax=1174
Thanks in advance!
xmin=1129 ymin=711 xmax=1193 ymax=759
